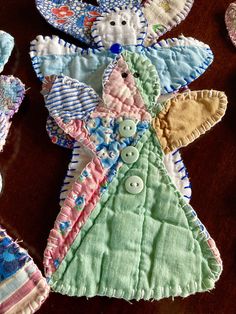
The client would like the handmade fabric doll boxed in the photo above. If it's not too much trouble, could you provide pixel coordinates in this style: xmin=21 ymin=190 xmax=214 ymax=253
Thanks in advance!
xmin=42 ymin=50 xmax=226 ymax=300
xmin=35 ymin=0 xmax=194 ymax=46
xmin=0 ymin=31 xmax=49 ymax=314
xmin=225 ymin=2 xmax=236 ymax=47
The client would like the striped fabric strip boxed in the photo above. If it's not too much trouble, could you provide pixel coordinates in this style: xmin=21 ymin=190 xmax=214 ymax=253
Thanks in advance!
xmin=45 ymin=76 xmax=101 ymax=122
xmin=1 ymin=270 xmax=48 ymax=314
xmin=5 ymin=279 xmax=48 ymax=314
xmin=0 ymin=262 xmax=37 ymax=303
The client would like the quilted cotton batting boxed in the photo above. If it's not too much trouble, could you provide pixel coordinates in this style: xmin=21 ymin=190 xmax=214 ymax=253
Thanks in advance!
xmin=41 ymin=50 xmax=226 ymax=301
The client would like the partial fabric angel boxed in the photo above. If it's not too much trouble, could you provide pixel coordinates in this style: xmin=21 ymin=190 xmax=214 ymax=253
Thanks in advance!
xmin=41 ymin=51 xmax=226 ymax=301
xmin=0 ymin=30 xmax=49 ymax=313
xmin=35 ymin=0 xmax=194 ymax=47
xmin=225 ymin=2 xmax=236 ymax=47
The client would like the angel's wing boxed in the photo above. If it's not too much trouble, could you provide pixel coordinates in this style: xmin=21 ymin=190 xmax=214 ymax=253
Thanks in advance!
xmin=35 ymin=0 xmax=101 ymax=45
xmin=142 ymin=0 xmax=194 ymax=45
xmin=0 ymin=31 xmax=14 ymax=73
xmin=30 ymin=35 xmax=213 ymax=97
xmin=153 ymin=90 xmax=227 ymax=154
xmin=42 ymin=75 xmax=101 ymax=136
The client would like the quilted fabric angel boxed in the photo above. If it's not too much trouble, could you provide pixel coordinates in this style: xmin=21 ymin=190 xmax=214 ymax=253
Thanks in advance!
xmin=225 ymin=2 xmax=236 ymax=47
xmin=0 ymin=31 xmax=49 ymax=314
xmin=31 ymin=0 xmax=212 ymax=203
xmin=42 ymin=50 xmax=226 ymax=300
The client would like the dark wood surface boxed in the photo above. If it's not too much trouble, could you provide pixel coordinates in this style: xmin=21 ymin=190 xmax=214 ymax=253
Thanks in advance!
xmin=0 ymin=0 xmax=236 ymax=313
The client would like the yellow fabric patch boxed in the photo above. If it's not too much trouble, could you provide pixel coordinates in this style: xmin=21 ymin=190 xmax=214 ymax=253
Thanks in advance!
xmin=153 ymin=90 xmax=227 ymax=154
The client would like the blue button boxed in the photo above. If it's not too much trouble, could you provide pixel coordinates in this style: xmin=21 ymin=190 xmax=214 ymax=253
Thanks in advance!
xmin=110 ymin=43 xmax=123 ymax=54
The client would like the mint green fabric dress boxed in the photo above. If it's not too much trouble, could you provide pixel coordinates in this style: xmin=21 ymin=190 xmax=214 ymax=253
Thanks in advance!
xmin=50 ymin=130 xmax=221 ymax=300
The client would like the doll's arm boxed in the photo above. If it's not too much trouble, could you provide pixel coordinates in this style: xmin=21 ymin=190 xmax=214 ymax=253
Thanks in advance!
xmin=30 ymin=35 xmax=113 ymax=96
xmin=142 ymin=0 xmax=194 ymax=45
xmin=153 ymin=90 xmax=227 ymax=154
xmin=142 ymin=36 xmax=214 ymax=95
xmin=42 ymin=75 xmax=101 ymax=139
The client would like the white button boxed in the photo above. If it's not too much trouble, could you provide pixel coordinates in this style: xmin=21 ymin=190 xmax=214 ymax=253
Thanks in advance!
xmin=121 ymin=146 xmax=139 ymax=164
xmin=125 ymin=176 xmax=144 ymax=194
xmin=119 ymin=120 xmax=137 ymax=137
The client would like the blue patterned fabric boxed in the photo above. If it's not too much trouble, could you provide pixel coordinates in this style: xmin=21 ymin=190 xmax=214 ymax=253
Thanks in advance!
xmin=46 ymin=115 xmax=75 ymax=148
xmin=0 ymin=228 xmax=30 ymax=282
xmin=36 ymin=0 xmax=102 ymax=45
xmin=97 ymin=0 xmax=141 ymax=10
xmin=86 ymin=117 xmax=149 ymax=169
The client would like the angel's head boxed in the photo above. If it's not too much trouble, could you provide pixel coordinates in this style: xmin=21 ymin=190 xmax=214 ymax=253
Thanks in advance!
xmin=91 ymin=5 xmax=147 ymax=49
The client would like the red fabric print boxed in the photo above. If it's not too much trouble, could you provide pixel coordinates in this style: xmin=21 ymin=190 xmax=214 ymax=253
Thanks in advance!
xmin=51 ymin=5 xmax=74 ymax=24
xmin=84 ymin=11 xmax=100 ymax=28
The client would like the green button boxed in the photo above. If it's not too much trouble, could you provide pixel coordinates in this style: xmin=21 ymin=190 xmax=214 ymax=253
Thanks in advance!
xmin=121 ymin=146 xmax=139 ymax=164
xmin=119 ymin=120 xmax=137 ymax=137
xmin=125 ymin=176 xmax=144 ymax=194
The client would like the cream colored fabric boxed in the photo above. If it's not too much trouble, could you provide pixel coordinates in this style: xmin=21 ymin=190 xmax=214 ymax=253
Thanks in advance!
xmin=143 ymin=0 xmax=194 ymax=45
xmin=153 ymin=90 xmax=227 ymax=154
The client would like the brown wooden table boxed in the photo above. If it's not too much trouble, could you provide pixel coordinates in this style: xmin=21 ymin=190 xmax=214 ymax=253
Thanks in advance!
xmin=0 ymin=0 xmax=236 ymax=313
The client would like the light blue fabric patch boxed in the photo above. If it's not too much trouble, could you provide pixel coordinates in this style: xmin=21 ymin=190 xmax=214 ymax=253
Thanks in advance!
xmin=31 ymin=42 xmax=213 ymax=96
xmin=0 ymin=31 xmax=14 ymax=73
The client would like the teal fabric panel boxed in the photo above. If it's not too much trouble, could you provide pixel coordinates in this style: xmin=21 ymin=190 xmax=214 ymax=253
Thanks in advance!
xmin=0 ymin=32 xmax=14 ymax=73
xmin=144 ymin=45 xmax=214 ymax=93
